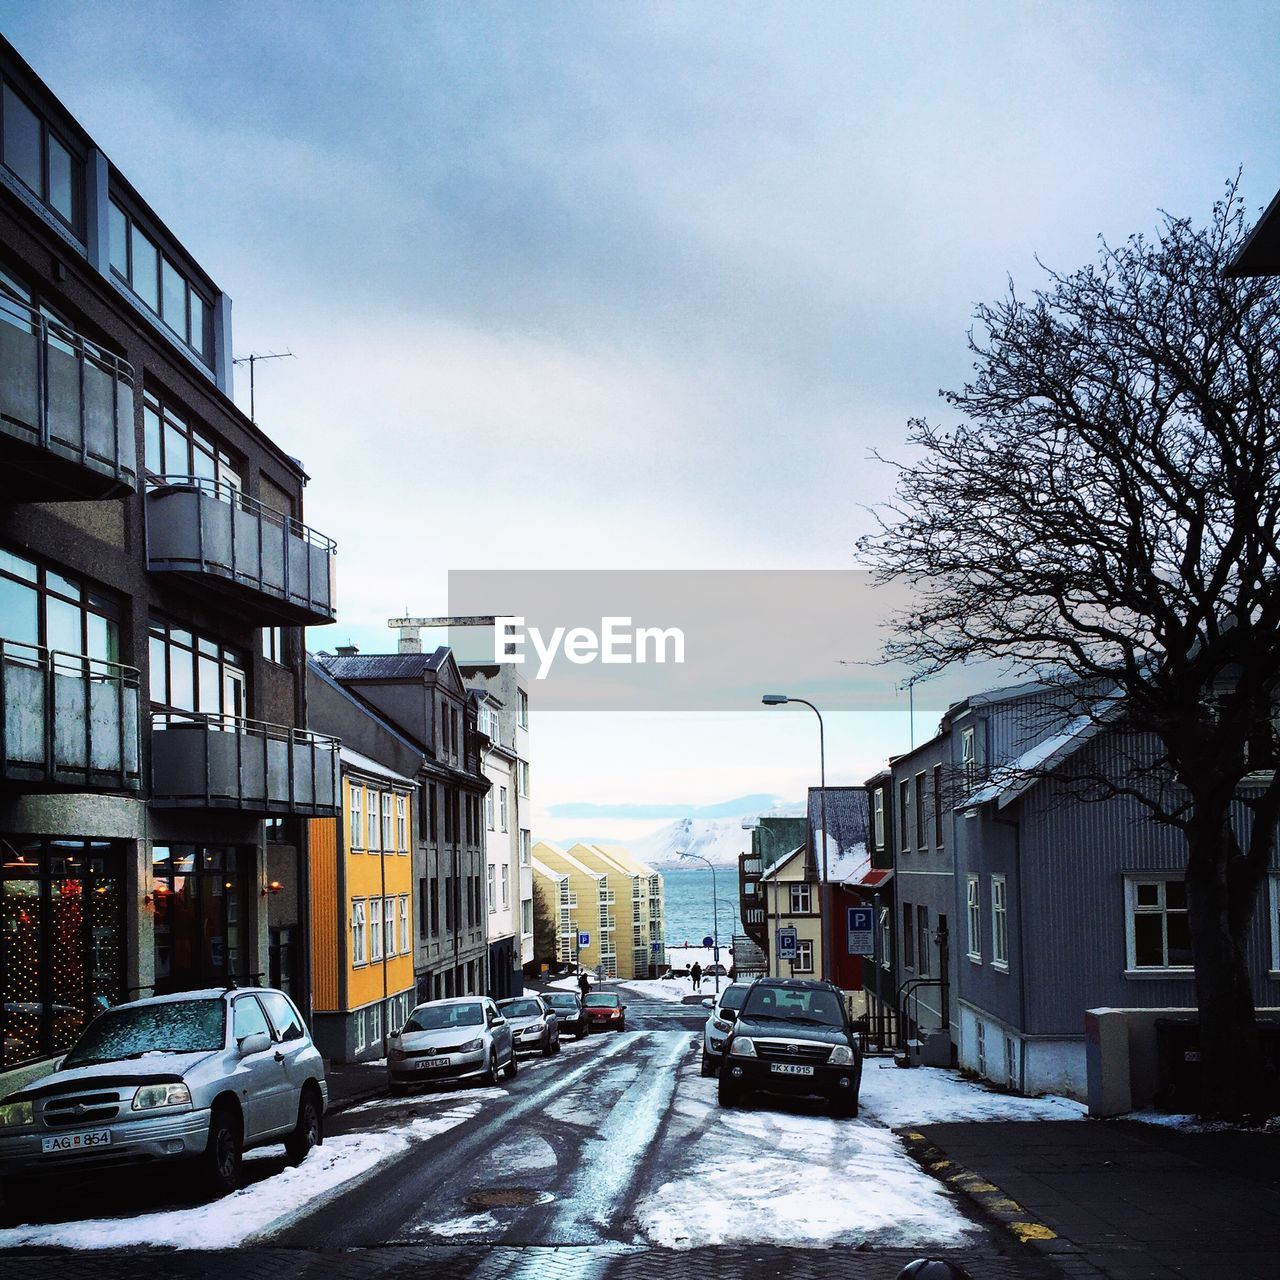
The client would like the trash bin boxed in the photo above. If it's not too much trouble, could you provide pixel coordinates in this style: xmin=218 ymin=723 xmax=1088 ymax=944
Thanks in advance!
xmin=1153 ymin=1017 xmax=1201 ymax=1112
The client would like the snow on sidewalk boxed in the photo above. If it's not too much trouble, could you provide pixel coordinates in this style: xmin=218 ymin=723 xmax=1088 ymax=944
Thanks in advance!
xmin=617 ymin=978 xmax=697 ymax=1003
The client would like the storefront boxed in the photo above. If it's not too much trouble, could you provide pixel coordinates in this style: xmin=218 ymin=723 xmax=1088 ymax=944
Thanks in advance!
xmin=0 ymin=838 xmax=126 ymax=1070
xmin=151 ymin=844 xmax=252 ymax=991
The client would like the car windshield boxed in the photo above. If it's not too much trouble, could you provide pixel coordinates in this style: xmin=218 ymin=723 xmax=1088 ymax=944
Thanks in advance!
xmin=545 ymin=995 xmax=578 ymax=1009
xmin=584 ymin=994 xmax=619 ymax=1008
xmin=740 ymin=986 xmax=845 ymax=1026
xmin=62 ymin=998 xmax=225 ymax=1066
xmin=500 ymin=999 xmax=543 ymax=1018
xmin=719 ymin=986 xmax=750 ymax=1011
xmin=403 ymin=1002 xmax=484 ymax=1032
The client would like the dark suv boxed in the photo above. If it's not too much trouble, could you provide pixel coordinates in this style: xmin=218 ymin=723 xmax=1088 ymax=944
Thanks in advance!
xmin=717 ymin=978 xmax=862 ymax=1117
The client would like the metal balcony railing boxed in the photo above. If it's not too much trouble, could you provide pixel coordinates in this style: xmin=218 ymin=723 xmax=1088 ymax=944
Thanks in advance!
xmin=150 ymin=710 xmax=339 ymax=814
xmin=0 ymin=640 xmax=141 ymax=789
xmin=0 ymin=293 xmax=137 ymax=501
xmin=145 ymin=477 xmax=337 ymax=626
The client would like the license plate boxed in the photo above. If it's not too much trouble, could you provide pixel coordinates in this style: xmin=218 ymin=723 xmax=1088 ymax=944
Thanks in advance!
xmin=417 ymin=1057 xmax=452 ymax=1070
xmin=770 ymin=1063 xmax=815 ymax=1076
xmin=41 ymin=1129 xmax=111 ymax=1154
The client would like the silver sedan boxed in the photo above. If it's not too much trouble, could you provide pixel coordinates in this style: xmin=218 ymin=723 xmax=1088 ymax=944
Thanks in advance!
xmin=497 ymin=996 xmax=560 ymax=1056
xmin=388 ymin=997 xmax=516 ymax=1093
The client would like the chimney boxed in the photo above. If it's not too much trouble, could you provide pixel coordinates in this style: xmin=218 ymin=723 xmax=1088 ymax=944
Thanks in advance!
xmin=335 ymin=643 xmax=359 ymax=658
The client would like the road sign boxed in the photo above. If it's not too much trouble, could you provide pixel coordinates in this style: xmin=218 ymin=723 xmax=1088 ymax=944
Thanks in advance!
xmin=777 ymin=927 xmax=798 ymax=960
xmin=847 ymin=906 xmax=875 ymax=957
xmin=578 ymin=931 xmax=591 ymax=947
xmin=702 ymin=935 xmax=714 ymax=948
xmin=651 ymin=941 xmax=664 ymax=953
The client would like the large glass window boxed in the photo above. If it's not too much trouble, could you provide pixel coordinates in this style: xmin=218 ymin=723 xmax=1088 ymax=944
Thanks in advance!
xmin=0 ymin=839 xmax=125 ymax=1069
xmin=151 ymin=845 xmax=247 ymax=991
xmin=991 ymin=874 xmax=1009 ymax=969
xmin=1 ymin=82 xmax=79 ymax=228
xmin=148 ymin=618 xmax=245 ymax=719
xmin=143 ymin=390 xmax=240 ymax=491
xmin=0 ymin=547 xmax=120 ymax=662
xmin=1126 ymin=876 xmax=1192 ymax=971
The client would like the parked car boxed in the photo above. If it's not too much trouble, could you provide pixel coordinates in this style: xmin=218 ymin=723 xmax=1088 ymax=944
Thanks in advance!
xmin=388 ymin=997 xmax=516 ymax=1094
xmin=543 ymin=991 xmax=588 ymax=1039
xmin=497 ymin=996 xmax=560 ymax=1056
xmin=583 ymin=991 xmax=627 ymax=1032
xmin=718 ymin=978 xmax=862 ymax=1117
xmin=705 ymin=963 xmax=729 ymax=978
xmin=699 ymin=981 xmax=753 ymax=1076
xmin=0 ymin=987 xmax=327 ymax=1212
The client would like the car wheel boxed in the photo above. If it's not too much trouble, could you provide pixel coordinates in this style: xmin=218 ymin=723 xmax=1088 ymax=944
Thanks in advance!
xmin=717 ymin=1075 xmax=740 ymax=1108
xmin=616 ymin=1020 xmax=625 ymax=1033
xmin=504 ymin=1048 xmax=519 ymax=1078
xmin=202 ymin=1104 xmax=243 ymax=1197
xmin=1 ymin=1176 xmax=40 ymax=1222
xmin=284 ymin=1086 xmax=323 ymax=1163
xmin=832 ymin=1094 xmax=860 ymax=1119
xmin=389 ymin=1080 xmax=409 ymax=1097
xmin=576 ymin=1026 xmax=587 ymax=1040
xmin=486 ymin=1051 xmax=501 ymax=1087
xmin=700 ymin=1050 xmax=717 ymax=1078
xmin=552 ymin=1033 xmax=561 ymax=1055
xmin=541 ymin=1032 xmax=554 ymax=1057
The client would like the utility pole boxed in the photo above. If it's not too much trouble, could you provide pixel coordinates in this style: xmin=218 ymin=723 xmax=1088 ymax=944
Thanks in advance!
xmin=232 ymin=350 xmax=294 ymax=423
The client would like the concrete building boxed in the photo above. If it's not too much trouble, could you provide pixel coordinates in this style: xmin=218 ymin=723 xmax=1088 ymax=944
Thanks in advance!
xmin=568 ymin=843 xmax=665 ymax=979
xmin=0 ymin=38 xmax=340 ymax=1096
xmin=532 ymin=841 xmax=606 ymax=973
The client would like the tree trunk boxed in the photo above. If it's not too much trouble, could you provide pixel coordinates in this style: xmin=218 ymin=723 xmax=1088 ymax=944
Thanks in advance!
xmin=1185 ymin=812 xmax=1265 ymax=1119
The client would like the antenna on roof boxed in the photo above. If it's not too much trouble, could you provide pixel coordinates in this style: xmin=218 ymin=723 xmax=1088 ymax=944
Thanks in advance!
xmin=232 ymin=350 xmax=295 ymax=423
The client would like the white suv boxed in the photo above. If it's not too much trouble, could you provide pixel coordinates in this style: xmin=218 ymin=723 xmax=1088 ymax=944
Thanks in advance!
xmin=700 ymin=982 xmax=752 ymax=1076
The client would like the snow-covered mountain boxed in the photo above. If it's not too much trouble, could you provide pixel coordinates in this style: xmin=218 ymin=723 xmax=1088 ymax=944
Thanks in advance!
xmin=632 ymin=804 xmax=805 ymax=870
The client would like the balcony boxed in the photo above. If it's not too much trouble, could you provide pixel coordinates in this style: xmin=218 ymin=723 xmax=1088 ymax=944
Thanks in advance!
xmin=145 ymin=478 xmax=337 ymax=626
xmin=0 ymin=295 xmax=138 ymax=502
xmin=150 ymin=712 xmax=339 ymax=815
xmin=1 ymin=641 xmax=141 ymax=789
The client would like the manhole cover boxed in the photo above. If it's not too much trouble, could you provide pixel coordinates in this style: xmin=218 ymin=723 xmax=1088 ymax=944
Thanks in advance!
xmin=465 ymin=1187 xmax=555 ymax=1209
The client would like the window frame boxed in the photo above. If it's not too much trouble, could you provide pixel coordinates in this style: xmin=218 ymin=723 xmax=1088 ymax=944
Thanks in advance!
xmin=793 ymin=939 xmax=814 ymax=974
xmin=789 ymin=882 xmax=812 ymax=914
xmin=350 ymin=899 xmax=367 ymax=967
xmin=396 ymin=793 xmax=407 ymax=852
xmin=369 ymin=896 xmax=383 ymax=962
xmin=872 ymin=787 xmax=885 ymax=850
xmin=1 ymin=79 xmax=83 ymax=232
xmin=1124 ymin=874 xmax=1193 ymax=975
xmin=966 ymin=874 xmax=982 ymax=962
xmin=991 ymin=873 xmax=1009 ymax=970
xmin=898 ymin=779 xmax=911 ymax=852
xmin=349 ymin=785 xmax=363 ymax=851
xmin=933 ymin=764 xmax=944 ymax=847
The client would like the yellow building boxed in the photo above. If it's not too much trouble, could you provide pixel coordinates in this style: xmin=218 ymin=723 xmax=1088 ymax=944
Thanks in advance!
xmin=530 ymin=857 xmax=571 ymax=968
xmin=568 ymin=843 xmax=665 ymax=979
xmin=758 ymin=845 xmax=825 ymax=981
xmin=310 ymin=748 xmax=417 ymax=1062
xmin=532 ymin=841 xmax=608 ymax=974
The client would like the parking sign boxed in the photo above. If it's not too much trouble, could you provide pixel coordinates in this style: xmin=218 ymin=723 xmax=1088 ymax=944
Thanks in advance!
xmin=578 ymin=931 xmax=591 ymax=947
xmin=777 ymin=927 xmax=798 ymax=960
xmin=847 ymin=906 xmax=874 ymax=956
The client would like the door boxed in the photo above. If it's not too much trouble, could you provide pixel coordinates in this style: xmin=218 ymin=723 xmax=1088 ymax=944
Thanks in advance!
xmin=487 ymin=1000 xmax=512 ymax=1063
xmin=259 ymin=990 xmax=311 ymax=1125
xmin=231 ymin=995 xmax=291 ymax=1138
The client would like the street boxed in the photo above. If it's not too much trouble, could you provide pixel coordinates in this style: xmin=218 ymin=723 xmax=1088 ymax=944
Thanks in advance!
xmin=0 ymin=986 xmax=1060 ymax=1279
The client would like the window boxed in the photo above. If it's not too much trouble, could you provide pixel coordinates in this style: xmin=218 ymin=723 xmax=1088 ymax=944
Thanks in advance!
xmin=0 ymin=548 xmax=122 ymax=665
xmin=369 ymin=897 xmax=383 ymax=961
xmin=917 ymin=904 xmax=929 ymax=975
xmin=426 ymin=783 xmax=438 ymax=843
xmin=264 ymin=818 xmax=287 ymax=844
xmin=915 ymin=773 xmax=926 ymax=849
xmin=260 ymin=991 xmax=305 ymax=1042
xmin=148 ymin=618 xmax=244 ymax=719
xmin=518 ymin=688 xmax=529 ymax=728
xmin=487 ymin=864 xmax=496 ymax=914
xmin=899 ymin=779 xmax=911 ymax=851
xmin=794 ymin=939 xmax=814 ymax=974
xmin=879 ymin=906 xmax=891 ymax=970
xmin=789 ymin=883 xmax=812 ymax=913
xmin=1125 ymin=876 xmax=1192 ymax=971
xmin=991 ymin=874 xmax=1008 ymax=969
xmin=143 ymin=391 xmax=239 ymax=490
xmin=1 ymin=82 xmax=80 ymax=228
xmin=902 ymin=902 xmax=915 ymax=971
xmin=519 ymin=761 xmax=530 ymax=797
xmin=522 ymin=898 xmax=533 ymax=935
xmin=351 ymin=899 xmax=367 ymax=966
xmin=485 ymin=792 xmax=494 ymax=831
xmin=520 ymin=830 xmax=531 ymax=866
xmin=381 ymin=792 xmax=393 ymax=851
xmin=1271 ymin=875 xmax=1280 ymax=975
xmin=108 ymin=200 xmax=210 ymax=359
xmin=501 ymin=863 xmax=509 ymax=909
xmin=975 ymin=1020 xmax=986 ymax=1076
xmin=430 ymin=878 xmax=440 ymax=936
xmin=933 ymin=764 xmax=944 ymax=846
xmin=961 ymin=727 xmax=976 ymax=791
xmin=349 ymin=786 xmax=363 ymax=850
xmin=872 ymin=787 xmax=885 ymax=850
xmin=261 ymin=627 xmax=285 ymax=664
xmin=383 ymin=896 xmax=396 ymax=959
xmin=369 ymin=1001 xmax=382 ymax=1048
xmin=233 ymin=995 xmax=270 ymax=1043
xmin=499 ymin=786 xmax=508 ymax=832
xmin=444 ymin=875 xmax=455 ymax=930
xmin=367 ymin=794 xmax=380 ymax=851
xmin=966 ymin=875 xmax=981 ymax=961
xmin=396 ymin=794 xmax=407 ymax=852
xmin=399 ymin=895 xmax=410 ymax=954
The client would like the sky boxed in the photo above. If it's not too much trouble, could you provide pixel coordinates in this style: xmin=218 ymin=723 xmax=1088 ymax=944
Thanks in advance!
xmin=3 ymin=2 xmax=1277 ymax=841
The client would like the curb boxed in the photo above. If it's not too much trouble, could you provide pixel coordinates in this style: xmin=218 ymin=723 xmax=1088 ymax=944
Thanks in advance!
xmin=896 ymin=1129 xmax=1104 ymax=1276
xmin=326 ymin=1085 xmax=386 ymax=1115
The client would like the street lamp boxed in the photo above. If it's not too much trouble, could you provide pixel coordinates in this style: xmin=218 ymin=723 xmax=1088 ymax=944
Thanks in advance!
xmin=762 ymin=693 xmax=831 ymax=985
xmin=678 ymin=848 xmax=721 ymax=994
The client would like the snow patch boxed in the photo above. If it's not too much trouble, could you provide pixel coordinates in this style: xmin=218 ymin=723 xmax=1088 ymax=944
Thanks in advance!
xmin=858 ymin=1061 xmax=1086 ymax=1126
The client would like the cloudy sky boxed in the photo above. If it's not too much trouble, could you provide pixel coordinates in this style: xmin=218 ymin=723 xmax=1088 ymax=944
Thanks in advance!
xmin=4 ymin=3 xmax=1277 ymax=840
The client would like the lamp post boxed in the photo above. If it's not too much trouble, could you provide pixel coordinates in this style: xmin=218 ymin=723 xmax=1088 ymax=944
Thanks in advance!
xmin=678 ymin=849 xmax=721 ymax=994
xmin=762 ymin=693 xmax=831 ymax=986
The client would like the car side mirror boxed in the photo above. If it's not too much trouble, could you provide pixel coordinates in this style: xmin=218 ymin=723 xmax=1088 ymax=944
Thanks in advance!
xmin=701 ymin=998 xmax=714 ymax=1009
xmin=238 ymin=1030 xmax=271 ymax=1057
xmin=725 ymin=1009 xmax=738 ymax=1023
xmin=491 ymin=1016 xmax=506 ymax=1028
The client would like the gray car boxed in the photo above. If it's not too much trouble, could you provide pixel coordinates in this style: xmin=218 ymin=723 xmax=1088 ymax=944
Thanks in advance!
xmin=0 ymin=987 xmax=327 ymax=1213
xmin=497 ymin=996 xmax=560 ymax=1056
xmin=388 ymin=996 xmax=516 ymax=1093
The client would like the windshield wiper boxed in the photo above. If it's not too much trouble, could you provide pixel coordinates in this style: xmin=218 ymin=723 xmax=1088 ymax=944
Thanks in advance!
xmin=743 ymin=1011 xmax=787 ymax=1021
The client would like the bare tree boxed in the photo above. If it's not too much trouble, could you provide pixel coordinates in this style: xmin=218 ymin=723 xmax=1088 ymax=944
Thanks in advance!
xmin=858 ymin=181 xmax=1280 ymax=1118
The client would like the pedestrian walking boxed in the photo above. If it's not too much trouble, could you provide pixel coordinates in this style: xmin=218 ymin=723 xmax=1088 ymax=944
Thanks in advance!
xmin=578 ymin=971 xmax=590 ymax=998
xmin=691 ymin=961 xmax=702 ymax=991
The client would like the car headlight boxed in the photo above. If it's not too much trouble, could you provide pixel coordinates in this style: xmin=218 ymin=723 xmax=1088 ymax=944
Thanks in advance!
xmin=828 ymin=1044 xmax=855 ymax=1066
xmin=728 ymin=1037 xmax=756 ymax=1058
xmin=131 ymin=1083 xmax=192 ymax=1111
xmin=0 ymin=1100 xmax=33 ymax=1128
xmin=459 ymin=1038 xmax=483 ymax=1053
xmin=389 ymin=1048 xmax=407 ymax=1062
xmin=711 ymin=1016 xmax=733 ymax=1033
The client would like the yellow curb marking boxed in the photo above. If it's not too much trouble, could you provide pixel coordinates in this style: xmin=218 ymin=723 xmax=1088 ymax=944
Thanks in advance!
xmin=985 ymin=1197 xmax=1025 ymax=1214
xmin=1010 ymin=1222 xmax=1058 ymax=1242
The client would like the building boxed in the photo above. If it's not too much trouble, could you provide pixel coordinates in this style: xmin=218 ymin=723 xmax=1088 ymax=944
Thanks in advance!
xmin=305 ymin=659 xmax=419 ymax=1061
xmin=461 ymin=662 xmax=532 ymax=996
xmin=530 ymin=855 xmax=569 ymax=969
xmin=0 ymin=39 xmax=340 ymax=1096
xmin=739 ymin=816 xmax=806 ymax=960
xmin=317 ymin=649 xmax=490 ymax=1002
xmin=532 ymin=841 xmax=605 ymax=973
xmin=567 ymin=843 xmax=665 ymax=979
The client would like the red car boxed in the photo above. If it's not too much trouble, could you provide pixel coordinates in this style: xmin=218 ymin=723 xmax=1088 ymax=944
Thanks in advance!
xmin=583 ymin=991 xmax=627 ymax=1032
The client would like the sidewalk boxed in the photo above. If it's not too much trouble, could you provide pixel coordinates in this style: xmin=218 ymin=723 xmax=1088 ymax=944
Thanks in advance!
xmin=909 ymin=1119 xmax=1280 ymax=1280
xmin=324 ymin=1058 xmax=388 ymax=1111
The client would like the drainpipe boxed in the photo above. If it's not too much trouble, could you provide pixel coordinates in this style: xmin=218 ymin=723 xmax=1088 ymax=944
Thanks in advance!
xmin=379 ymin=798 xmax=388 ymax=1058
xmin=991 ymin=809 xmax=1028 ymax=1095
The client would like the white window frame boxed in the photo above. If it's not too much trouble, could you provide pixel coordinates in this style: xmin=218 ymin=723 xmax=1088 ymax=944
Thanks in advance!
xmin=519 ymin=760 xmax=530 ymax=797
xmin=793 ymin=939 xmax=814 ymax=974
xmin=353 ymin=1008 xmax=366 ymax=1053
xmin=349 ymin=785 xmax=363 ymax=850
xmin=961 ymin=727 xmax=976 ymax=791
xmin=351 ymin=899 xmax=367 ymax=966
xmin=872 ymin=787 xmax=884 ymax=850
xmin=789 ymin=882 xmax=812 ymax=913
xmin=520 ymin=829 xmax=531 ymax=866
xmin=966 ymin=874 xmax=982 ymax=962
xmin=369 ymin=897 xmax=383 ymax=962
xmin=518 ymin=688 xmax=529 ymax=728
xmin=879 ymin=906 xmax=891 ymax=971
xmin=1124 ymin=874 xmax=1194 ymax=975
xmin=499 ymin=786 xmax=508 ymax=832
xmin=485 ymin=791 xmax=494 ymax=831
xmin=396 ymin=794 xmax=407 ymax=852
xmin=487 ymin=863 xmax=496 ymax=914
xmin=366 ymin=797 xmax=380 ymax=851
xmin=991 ymin=874 xmax=1008 ymax=970
xmin=381 ymin=792 xmax=393 ymax=850
xmin=522 ymin=897 xmax=533 ymax=935
xmin=370 ymin=1001 xmax=382 ymax=1047
xmin=1270 ymin=873 xmax=1280 ymax=975
xmin=399 ymin=894 xmax=410 ymax=954
xmin=501 ymin=863 xmax=510 ymax=909
xmin=383 ymin=895 xmax=396 ymax=958
xmin=899 ymin=779 xmax=911 ymax=852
